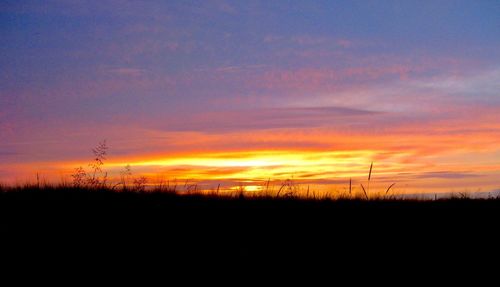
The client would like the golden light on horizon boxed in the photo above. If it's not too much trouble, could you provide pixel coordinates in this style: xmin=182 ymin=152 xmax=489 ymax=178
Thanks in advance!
xmin=21 ymin=145 xmax=488 ymax=195
xmin=113 ymin=149 xmax=381 ymax=196
xmin=1 ymin=1 xmax=500 ymax=198
xmin=5 ymin=128 xmax=500 ymax=195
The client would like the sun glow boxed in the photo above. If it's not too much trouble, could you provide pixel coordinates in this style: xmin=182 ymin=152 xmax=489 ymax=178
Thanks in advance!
xmin=101 ymin=151 xmax=387 ymax=181
xmin=119 ymin=150 xmax=374 ymax=167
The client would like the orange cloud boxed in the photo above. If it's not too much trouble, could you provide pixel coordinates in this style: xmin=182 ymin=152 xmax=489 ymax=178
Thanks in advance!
xmin=7 ymin=104 xmax=495 ymax=194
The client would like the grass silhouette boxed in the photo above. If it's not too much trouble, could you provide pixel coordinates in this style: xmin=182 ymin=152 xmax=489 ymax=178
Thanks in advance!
xmin=1 ymin=142 xmax=499 ymax=267
xmin=1 ymin=180 xmax=499 ymax=270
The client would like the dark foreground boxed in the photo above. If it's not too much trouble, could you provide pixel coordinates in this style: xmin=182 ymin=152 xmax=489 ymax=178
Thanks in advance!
xmin=1 ymin=187 xmax=500 ymax=274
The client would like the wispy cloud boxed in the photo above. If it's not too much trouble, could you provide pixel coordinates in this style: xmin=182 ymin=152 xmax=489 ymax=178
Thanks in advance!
xmin=1 ymin=1 xmax=499 ymax=192
xmin=416 ymin=171 xmax=481 ymax=179
xmin=107 ymin=68 xmax=147 ymax=77
xmin=155 ymin=106 xmax=378 ymax=132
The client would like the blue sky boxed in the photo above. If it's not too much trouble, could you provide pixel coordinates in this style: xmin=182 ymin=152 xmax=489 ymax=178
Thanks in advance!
xmin=1 ymin=1 xmax=499 ymax=192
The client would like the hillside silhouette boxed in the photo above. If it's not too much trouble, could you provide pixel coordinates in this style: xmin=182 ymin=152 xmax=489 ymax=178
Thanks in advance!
xmin=1 ymin=185 xmax=499 ymax=269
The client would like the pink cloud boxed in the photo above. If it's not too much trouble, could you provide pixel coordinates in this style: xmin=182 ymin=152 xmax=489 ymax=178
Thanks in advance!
xmin=108 ymin=68 xmax=147 ymax=77
xmin=336 ymin=39 xmax=352 ymax=48
xmin=291 ymin=35 xmax=328 ymax=46
xmin=253 ymin=65 xmax=415 ymax=92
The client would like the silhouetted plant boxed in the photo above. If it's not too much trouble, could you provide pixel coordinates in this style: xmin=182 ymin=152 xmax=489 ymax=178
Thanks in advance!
xmin=72 ymin=166 xmax=87 ymax=187
xmin=172 ymin=178 xmax=178 ymax=193
xmin=349 ymin=178 xmax=352 ymax=196
xmin=86 ymin=140 xmax=108 ymax=187
xmin=70 ymin=140 xmax=108 ymax=188
xmin=133 ymin=176 xmax=148 ymax=192
xmin=120 ymin=164 xmax=132 ymax=189
xmin=277 ymin=178 xmax=298 ymax=198
xmin=184 ymin=179 xmax=199 ymax=194
xmin=385 ymin=183 xmax=396 ymax=197
xmin=360 ymin=162 xmax=373 ymax=200
xmin=216 ymin=183 xmax=220 ymax=195
xmin=458 ymin=192 xmax=470 ymax=199
xmin=236 ymin=184 xmax=246 ymax=199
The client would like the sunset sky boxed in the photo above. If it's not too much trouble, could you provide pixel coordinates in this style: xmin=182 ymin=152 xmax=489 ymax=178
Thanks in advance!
xmin=1 ymin=1 xmax=499 ymax=194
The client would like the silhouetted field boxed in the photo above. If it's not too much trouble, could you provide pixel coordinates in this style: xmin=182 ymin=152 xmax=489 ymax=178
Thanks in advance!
xmin=1 ymin=185 xmax=499 ymax=272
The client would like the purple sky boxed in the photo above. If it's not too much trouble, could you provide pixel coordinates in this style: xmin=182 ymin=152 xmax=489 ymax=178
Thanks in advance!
xmin=1 ymin=1 xmax=499 ymax=193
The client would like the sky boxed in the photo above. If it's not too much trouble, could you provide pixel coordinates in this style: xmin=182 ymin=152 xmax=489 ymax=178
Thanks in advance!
xmin=1 ymin=0 xmax=499 ymax=194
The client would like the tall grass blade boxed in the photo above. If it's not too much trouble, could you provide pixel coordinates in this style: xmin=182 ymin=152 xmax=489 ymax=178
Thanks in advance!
xmin=385 ymin=183 xmax=396 ymax=195
xmin=368 ymin=162 xmax=373 ymax=181
xmin=361 ymin=184 xmax=369 ymax=200
xmin=349 ymin=178 xmax=352 ymax=195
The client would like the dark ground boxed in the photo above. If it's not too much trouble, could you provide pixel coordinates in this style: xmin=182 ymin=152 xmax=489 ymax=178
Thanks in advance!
xmin=1 ymin=187 xmax=499 ymax=276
